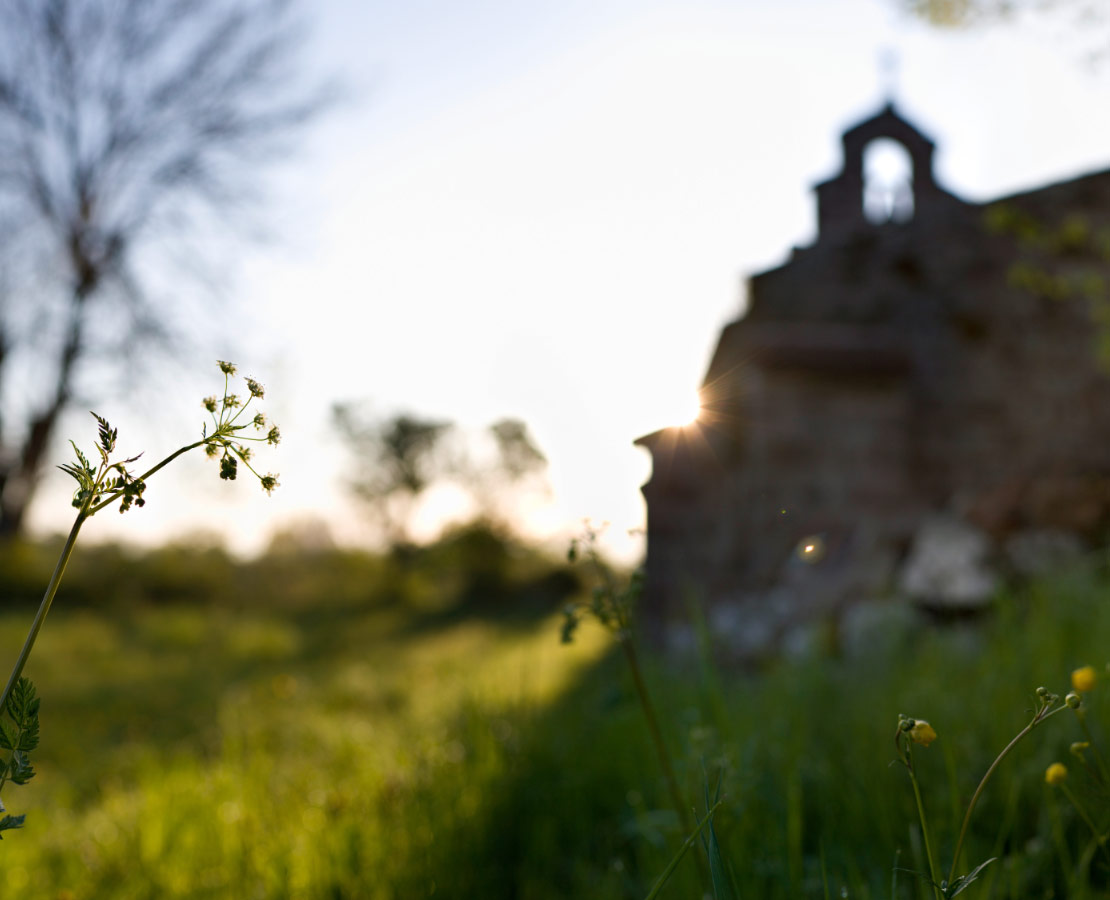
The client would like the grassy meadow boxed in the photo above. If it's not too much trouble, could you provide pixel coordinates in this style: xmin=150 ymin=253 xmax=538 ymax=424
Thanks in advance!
xmin=1 ymin=527 xmax=1109 ymax=898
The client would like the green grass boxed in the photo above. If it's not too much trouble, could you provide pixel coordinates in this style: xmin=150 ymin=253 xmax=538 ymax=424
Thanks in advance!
xmin=1 ymin=536 xmax=1110 ymax=898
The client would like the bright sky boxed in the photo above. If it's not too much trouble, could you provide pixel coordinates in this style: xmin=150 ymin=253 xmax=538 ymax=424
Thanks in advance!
xmin=26 ymin=0 xmax=1110 ymax=561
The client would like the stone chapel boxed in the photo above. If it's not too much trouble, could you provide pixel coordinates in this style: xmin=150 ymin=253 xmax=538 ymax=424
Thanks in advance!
xmin=636 ymin=102 xmax=1110 ymax=657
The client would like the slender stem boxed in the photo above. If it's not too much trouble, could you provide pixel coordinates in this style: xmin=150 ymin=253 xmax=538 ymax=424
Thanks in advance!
xmin=620 ymin=635 xmax=693 ymax=836
xmin=0 ymin=508 xmax=88 ymax=714
xmin=88 ymin=439 xmax=207 ymax=515
xmin=584 ymin=537 xmax=708 ymax=887
xmin=3 ymin=437 xmax=213 ymax=709
xmin=905 ymin=747 xmax=942 ymax=900
xmin=1077 ymin=714 xmax=1110 ymax=787
xmin=947 ymin=704 xmax=1065 ymax=884
xmin=1060 ymin=783 xmax=1110 ymax=868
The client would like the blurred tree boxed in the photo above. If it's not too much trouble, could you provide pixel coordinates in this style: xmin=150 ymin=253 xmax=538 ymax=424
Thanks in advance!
xmin=902 ymin=0 xmax=1089 ymax=26
xmin=333 ymin=407 xmax=550 ymax=547
xmin=265 ymin=516 xmax=338 ymax=556
xmin=901 ymin=0 xmax=1109 ymax=66
xmin=471 ymin=418 xmax=548 ymax=524
xmin=488 ymin=418 xmax=547 ymax=481
xmin=0 ymin=0 xmax=326 ymax=535
xmin=333 ymin=406 xmax=455 ymax=547
xmin=900 ymin=0 xmax=1020 ymax=26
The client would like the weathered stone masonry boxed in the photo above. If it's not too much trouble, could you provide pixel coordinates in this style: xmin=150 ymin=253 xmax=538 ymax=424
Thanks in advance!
xmin=636 ymin=103 xmax=1110 ymax=657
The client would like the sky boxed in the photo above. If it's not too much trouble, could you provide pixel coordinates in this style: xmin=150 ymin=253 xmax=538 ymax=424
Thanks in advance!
xmin=26 ymin=0 xmax=1110 ymax=561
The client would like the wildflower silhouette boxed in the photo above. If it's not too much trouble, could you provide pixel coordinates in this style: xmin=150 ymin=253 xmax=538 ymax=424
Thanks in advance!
xmin=895 ymin=715 xmax=943 ymax=898
xmin=0 ymin=361 xmax=279 ymax=837
xmin=896 ymin=684 xmax=1078 ymax=898
xmin=562 ymin=524 xmax=710 ymax=891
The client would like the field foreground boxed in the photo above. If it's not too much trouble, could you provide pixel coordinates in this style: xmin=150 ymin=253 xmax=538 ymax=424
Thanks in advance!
xmin=1 ymin=535 xmax=1109 ymax=899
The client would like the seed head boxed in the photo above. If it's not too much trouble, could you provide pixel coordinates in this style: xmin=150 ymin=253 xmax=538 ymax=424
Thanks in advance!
xmin=260 ymin=474 xmax=279 ymax=495
xmin=203 ymin=396 xmax=218 ymax=413
xmin=218 ymin=360 xmax=238 ymax=376
xmin=223 ymin=394 xmax=241 ymax=410
xmin=267 ymin=425 xmax=281 ymax=446
xmin=246 ymin=378 xmax=265 ymax=399
xmin=220 ymin=455 xmax=238 ymax=481
xmin=252 ymin=413 xmax=267 ymax=430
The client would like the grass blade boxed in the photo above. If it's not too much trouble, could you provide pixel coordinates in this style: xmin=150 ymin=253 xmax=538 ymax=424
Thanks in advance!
xmin=644 ymin=799 xmax=724 ymax=900
xmin=702 ymin=775 xmax=739 ymax=900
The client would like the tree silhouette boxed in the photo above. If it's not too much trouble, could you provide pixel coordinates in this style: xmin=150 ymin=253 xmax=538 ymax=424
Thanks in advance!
xmin=0 ymin=0 xmax=326 ymax=534
xmin=333 ymin=406 xmax=550 ymax=547
xmin=333 ymin=406 xmax=455 ymax=548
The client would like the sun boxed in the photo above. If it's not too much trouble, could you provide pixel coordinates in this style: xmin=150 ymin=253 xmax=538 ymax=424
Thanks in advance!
xmin=677 ymin=394 xmax=703 ymax=428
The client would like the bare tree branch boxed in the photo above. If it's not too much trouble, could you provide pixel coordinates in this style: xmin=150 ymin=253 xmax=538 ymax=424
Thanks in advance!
xmin=0 ymin=0 xmax=329 ymax=534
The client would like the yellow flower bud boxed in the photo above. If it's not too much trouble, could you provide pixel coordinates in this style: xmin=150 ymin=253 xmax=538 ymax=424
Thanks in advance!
xmin=909 ymin=720 xmax=937 ymax=747
xmin=1072 ymin=666 xmax=1097 ymax=693
xmin=1045 ymin=762 xmax=1068 ymax=785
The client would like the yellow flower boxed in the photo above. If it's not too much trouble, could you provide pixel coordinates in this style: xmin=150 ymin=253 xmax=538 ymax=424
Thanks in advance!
xmin=1072 ymin=666 xmax=1097 ymax=693
xmin=909 ymin=720 xmax=937 ymax=747
xmin=1045 ymin=762 xmax=1068 ymax=785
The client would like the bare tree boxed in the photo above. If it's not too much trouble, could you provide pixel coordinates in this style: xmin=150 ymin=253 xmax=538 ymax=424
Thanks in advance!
xmin=0 ymin=0 xmax=326 ymax=535
xmin=333 ymin=405 xmax=456 ymax=548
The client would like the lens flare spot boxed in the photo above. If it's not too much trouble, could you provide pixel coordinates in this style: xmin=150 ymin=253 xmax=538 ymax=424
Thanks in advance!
xmin=795 ymin=535 xmax=826 ymax=564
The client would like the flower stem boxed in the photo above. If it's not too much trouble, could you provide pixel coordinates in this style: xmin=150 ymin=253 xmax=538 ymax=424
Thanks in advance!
xmin=88 ymin=439 xmax=207 ymax=515
xmin=1060 ymin=782 xmax=1110 ymax=868
xmin=3 ymin=437 xmax=213 ymax=710
xmin=947 ymin=703 xmax=1065 ymax=884
xmin=905 ymin=747 xmax=942 ymax=900
xmin=0 ymin=507 xmax=88 ymax=715
xmin=620 ymin=635 xmax=692 ymax=837
xmin=1076 ymin=714 xmax=1110 ymax=788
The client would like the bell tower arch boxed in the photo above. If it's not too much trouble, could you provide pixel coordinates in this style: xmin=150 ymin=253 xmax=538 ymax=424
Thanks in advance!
xmin=814 ymin=103 xmax=958 ymax=238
